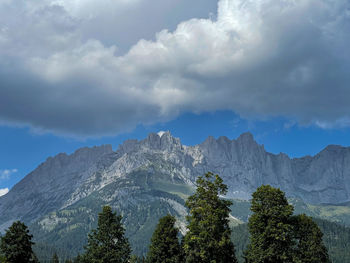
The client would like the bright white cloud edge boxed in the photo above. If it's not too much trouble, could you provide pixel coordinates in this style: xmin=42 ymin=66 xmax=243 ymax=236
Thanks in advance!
xmin=0 ymin=0 xmax=349 ymax=136
xmin=0 ymin=188 xmax=9 ymax=197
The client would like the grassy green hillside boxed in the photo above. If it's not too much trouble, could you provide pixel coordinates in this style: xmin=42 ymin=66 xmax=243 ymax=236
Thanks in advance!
xmin=229 ymin=198 xmax=350 ymax=226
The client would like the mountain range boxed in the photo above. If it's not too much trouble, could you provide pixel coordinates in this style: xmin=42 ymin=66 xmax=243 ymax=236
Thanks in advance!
xmin=1 ymin=131 xmax=350 ymax=260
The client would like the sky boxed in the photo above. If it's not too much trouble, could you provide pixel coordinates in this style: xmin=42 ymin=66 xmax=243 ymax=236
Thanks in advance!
xmin=0 ymin=0 xmax=350 ymax=195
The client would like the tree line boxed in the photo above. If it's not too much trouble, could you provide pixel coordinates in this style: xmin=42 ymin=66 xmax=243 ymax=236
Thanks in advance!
xmin=0 ymin=172 xmax=330 ymax=263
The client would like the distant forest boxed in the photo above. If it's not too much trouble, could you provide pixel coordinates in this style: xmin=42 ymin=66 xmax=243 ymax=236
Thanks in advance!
xmin=1 ymin=173 xmax=350 ymax=263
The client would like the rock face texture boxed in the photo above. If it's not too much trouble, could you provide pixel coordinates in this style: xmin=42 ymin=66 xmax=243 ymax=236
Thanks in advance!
xmin=0 ymin=145 xmax=113 ymax=229
xmin=1 ymin=131 xmax=350 ymax=229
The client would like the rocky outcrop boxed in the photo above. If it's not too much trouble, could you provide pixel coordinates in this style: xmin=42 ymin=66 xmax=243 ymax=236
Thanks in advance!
xmin=1 ymin=131 xmax=350 ymax=230
xmin=0 ymin=145 xmax=113 ymax=226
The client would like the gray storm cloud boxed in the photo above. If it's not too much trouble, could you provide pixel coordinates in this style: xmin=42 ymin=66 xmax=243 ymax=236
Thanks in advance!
xmin=0 ymin=0 xmax=349 ymax=136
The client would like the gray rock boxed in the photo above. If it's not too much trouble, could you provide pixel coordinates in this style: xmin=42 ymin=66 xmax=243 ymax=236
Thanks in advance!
xmin=1 ymin=132 xmax=349 ymax=230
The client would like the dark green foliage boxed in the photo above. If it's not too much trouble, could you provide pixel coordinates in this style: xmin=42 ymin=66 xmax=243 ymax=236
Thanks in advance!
xmin=0 ymin=254 xmax=7 ymax=263
xmin=233 ymin=219 xmax=350 ymax=263
xmin=30 ymin=208 xmax=94 ymax=261
xmin=183 ymin=172 xmax=237 ymax=263
xmin=0 ymin=221 xmax=37 ymax=263
xmin=229 ymin=200 xmax=252 ymax=222
xmin=230 ymin=223 xmax=250 ymax=262
xmin=229 ymin=198 xmax=350 ymax=227
xmin=146 ymin=215 xmax=182 ymax=263
xmin=245 ymin=185 xmax=295 ymax=263
xmin=33 ymin=243 xmax=72 ymax=263
xmin=51 ymin=252 xmax=59 ymax=263
xmin=130 ymin=255 xmax=145 ymax=263
xmin=313 ymin=218 xmax=350 ymax=263
xmin=31 ymin=253 xmax=39 ymax=263
xmin=73 ymin=254 xmax=84 ymax=263
xmin=245 ymin=185 xmax=332 ymax=263
xmin=291 ymin=214 xmax=329 ymax=263
xmin=81 ymin=206 xmax=131 ymax=263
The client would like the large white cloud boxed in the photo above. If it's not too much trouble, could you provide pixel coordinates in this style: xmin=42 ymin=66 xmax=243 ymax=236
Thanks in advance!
xmin=0 ymin=0 xmax=349 ymax=136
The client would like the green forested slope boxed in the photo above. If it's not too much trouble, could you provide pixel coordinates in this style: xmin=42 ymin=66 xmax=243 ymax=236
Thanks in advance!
xmin=31 ymin=169 xmax=191 ymax=262
xmin=231 ymin=219 xmax=350 ymax=263
xmin=229 ymin=198 xmax=350 ymax=226
xmin=29 ymin=170 xmax=350 ymax=262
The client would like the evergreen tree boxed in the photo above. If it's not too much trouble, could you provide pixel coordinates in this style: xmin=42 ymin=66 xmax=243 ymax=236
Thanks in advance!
xmin=0 ymin=254 xmax=7 ymax=263
xmin=130 ymin=255 xmax=145 ymax=263
xmin=52 ymin=252 xmax=59 ymax=263
xmin=183 ymin=172 xmax=237 ymax=263
xmin=245 ymin=185 xmax=294 ymax=263
xmin=82 ymin=206 xmax=131 ymax=263
xmin=147 ymin=215 xmax=182 ymax=263
xmin=73 ymin=254 xmax=83 ymax=263
xmin=291 ymin=214 xmax=330 ymax=263
xmin=0 ymin=221 xmax=37 ymax=263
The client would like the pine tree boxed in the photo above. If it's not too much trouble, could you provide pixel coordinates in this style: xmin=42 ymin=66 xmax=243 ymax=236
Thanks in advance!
xmin=146 ymin=215 xmax=182 ymax=263
xmin=245 ymin=185 xmax=294 ymax=263
xmin=52 ymin=252 xmax=59 ymax=263
xmin=82 ymin=206 xmax=131 ymax=263
xmin=130 ymin=255 xmax=145 ymax=263
xmin=0 ymin=254 xmax=7 ymax=263
xmin=0 ymin=221 xmax=37 ymax=263
xmin=73 ymin=254 xmax=83 ymax=263
xmin=291 ymin=214 xmax=330 ymax=263
xmin=183 ymin=172 xmax=237 ymax=263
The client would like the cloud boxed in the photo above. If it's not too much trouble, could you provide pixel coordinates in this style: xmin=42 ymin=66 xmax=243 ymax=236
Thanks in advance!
xmin=0 ymin=188 xmax=9 ymax=197
xmin=0 ymin=0 xmax=349 ymax=136
xmin=0 ymin=169 xmax=18 ymax=180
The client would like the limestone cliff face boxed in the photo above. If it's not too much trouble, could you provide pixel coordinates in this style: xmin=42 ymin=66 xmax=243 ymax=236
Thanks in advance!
xmin=291 ymin=145 xmax=350 ymax=204
xmin=1 ymin=131 xmax=349 ymax=229
xmin=0 ymin=145 xmax=113 ymax=229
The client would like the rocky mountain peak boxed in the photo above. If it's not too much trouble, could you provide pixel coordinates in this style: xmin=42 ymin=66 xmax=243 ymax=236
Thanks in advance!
xmin=236 ymin=132 xmax=255 ymax=144
xmin=217 ymin=136 xmax=231 ymax=143
xmin=118 ymin=139 xmax=139 ymax=154
xmin=42 ymin=144 xmax=113 ymax=171
xmin=140 ymin=131 xmax=182 ymax=151
xmin=322 ymin=144 xmax=345 ymax=154
xmin=313 ymin=145 xmax=350 ymax=163
xmin=73 ymin=144 xmax=113 ymax=156
xmin=117 ymin=131 xmax=182 ymax=154
xmin=157 ymin=130 xmax=169 ymax=137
